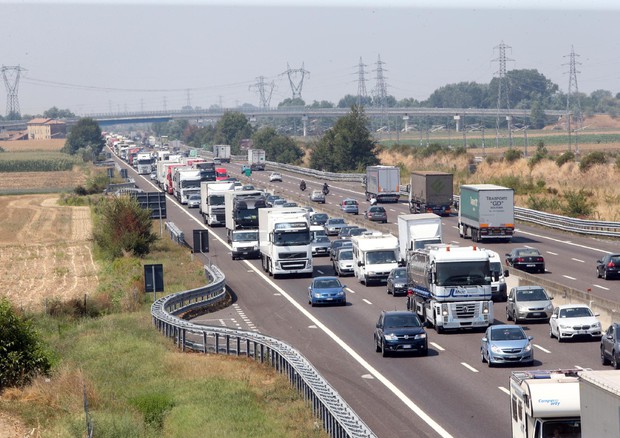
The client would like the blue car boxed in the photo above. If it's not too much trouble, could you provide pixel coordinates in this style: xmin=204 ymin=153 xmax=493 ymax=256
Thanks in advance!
xmin=308 ymin=276 xmax=347 ymax=307
xmin=480 ymin=325 xmax=534 ymax=367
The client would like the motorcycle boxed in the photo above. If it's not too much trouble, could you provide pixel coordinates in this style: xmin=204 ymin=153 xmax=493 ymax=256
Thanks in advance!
xmin=322 ymin=185 xmax=329 ymax=196
xmin=300 ymin=181 xmax=306 ymax=191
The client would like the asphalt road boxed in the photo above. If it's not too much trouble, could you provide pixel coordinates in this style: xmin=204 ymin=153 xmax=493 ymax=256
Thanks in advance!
xmin=117 ymin=154 xmax=618 ymax=438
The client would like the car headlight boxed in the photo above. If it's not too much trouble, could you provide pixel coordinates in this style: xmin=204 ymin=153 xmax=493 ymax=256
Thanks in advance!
xmin=524 ymin=344 xmax=532 ymax=352
xmin=384 ymin=333 xmax=398 ymax=341
xmin=314 ymin=293 xmax=322 ymax=298
xmin=414 ymin=333 xmax=427 ymax=340
xmin=337 ymin=290 xmax=345 ymax=296
xmin=546 ymin=303 xmax=553 ymax=310
xmin=368 ymin=271 xmax=376 ymax=276
xmin=593 ymin=322 xmax=601 ymax=328
xmin=559 ymin=324 xmax=571 ymax=329
xmin=490 ymin=345 xmax=503 ymax=354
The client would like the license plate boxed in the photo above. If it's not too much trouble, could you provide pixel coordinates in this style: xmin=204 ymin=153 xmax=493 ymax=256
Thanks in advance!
xmin=402 ymin=345 xmax=412 ymax=349
xmin=326 ymin=298 xmax=333 ymax=301
xmin=526 ymin=264 xmax=535 ymax=267
xmin=506 ymin=356 xmax=517 ymax=360
xmin=579 ymin=330 xmax=588 ymax=334
xmin=532 ymin=312 xmax=541 ymax=316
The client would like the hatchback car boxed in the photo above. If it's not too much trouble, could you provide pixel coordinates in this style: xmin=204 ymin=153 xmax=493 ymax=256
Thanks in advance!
xmin=329 ymin=239 xmax=352 ymax=261
xmin=340 ymin=198 xmax=359 ymax=215
xmin=333 ymin=248 xmax=354 ymax=277
xmin=265 ymin=194 xmax=282 ymax=207
xmin=269 ymin=172 xmax=283 ymax=182
xmin=310 ymin=190 xmax=326 ymax=204
xmin=480 ymin=325 xmax=534 ymax=367
xmin=505 ymin=247 xmax=545 ymax=273
xmin=311 ymin=235 xmax=331 ymax=257
xmin=338 ymin=226 xmax=360 ymax=240
xmin=272 ymin=199 xmax=287 ymax=208
xmin=374 ymin=311 xmax=428 ymax=357
xmin=348 ymin=227 xmax=368 ymax=238
xmin=324 ymin=218 xmax=348 ymax=236
xmin=601 ymin=323 xmax=620 ymax=369
xmin=387 ymin=267 xmax=408 ymax=296
xmin=308 ymin=276 xmax=346 ymax=306
xmin=186 ymin=194 xmax=201 ymax=208
xmin=506 ymin=286 xmax=554 ymax=323
xmin=596 ymin=254 xmax=620 ymax=280
xmin=549 ymin=304 xmax=602 ymax=342
xmin=150 ymin=171 xmax=158 ymax=181
xmin=310 ymin=212 xmax=329 ymax=226
xmin=365 ymin=206 xmax=388 ymax=223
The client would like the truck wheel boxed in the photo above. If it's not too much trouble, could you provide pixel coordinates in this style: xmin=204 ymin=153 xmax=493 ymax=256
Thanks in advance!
xmin=436 ymin=324 xmax=444 ymax=334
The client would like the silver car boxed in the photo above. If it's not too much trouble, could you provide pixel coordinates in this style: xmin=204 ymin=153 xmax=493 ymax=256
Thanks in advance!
xmin=481 ymin=325 xmax=534 ymax=367
xmin=324 ymin=218 xmax=347 ymax=236
xmin=333 ymin=248 xmax=354 ymax=277
xmin=506 ymin=286 xmax=554 ymax=323
xmin=311 ymin=235 xmax=331 ymax=257
xmin=310 ymin=190 xmax=326 ymax=203
xmin=187 ymin=194 xmax=201 ymax=208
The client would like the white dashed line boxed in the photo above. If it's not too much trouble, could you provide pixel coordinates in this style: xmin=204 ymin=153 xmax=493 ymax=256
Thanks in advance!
xmin=317 ymin=270 xmax=325 ymax=274
xmin=547 ymin=251 xmax=558 ymax=256
xmin=309 ymin=325 xmax=318 ymax=329
xmin=571 ymin=258 xmax=584 ymax=263
xmin=593 ymin=284 xmax=610 ymax=290
xmin=461 ymin=362 xmax=479 ymax=373
xmin=534 ymin=344 xmax=551 ymax=354
xmin=345 ymin=288 xmax=356 ymax=294
xmin=362 ymin=298 xmax=373 ymax=305
xmin=430 ymin=342 xmax=445 ymax=351
xmin=498 ymin=387 xmax=510 ymax=395
xmin=562 ymin=275 xmax=577 ymax=280
xmin=574 ymin=365 xmax=585 ymax=370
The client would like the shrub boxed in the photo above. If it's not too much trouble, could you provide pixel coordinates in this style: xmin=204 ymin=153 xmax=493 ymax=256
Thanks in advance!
xmin=562 ymin=189 xmax=595 ymax=218
xmin=556 ymin=151 xmax=575 ymax=167
xmin=579 ymin=151 xmax=607 ymax=172
xmin=503 ymin=148 xmax=523 ymax=163
xmin=129 ymin=392 xmax=175 ymax=430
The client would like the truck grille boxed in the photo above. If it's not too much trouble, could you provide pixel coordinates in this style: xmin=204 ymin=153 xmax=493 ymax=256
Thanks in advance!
xmin=454 ymin=303 xmax=476 ymax=318
xmin=279 ymin=252 xmax=306 ymax=259
xmin=281 ymin=261 xmax=308 ymax=270
xmin=215 ymin=213 xmax=225 ymax=222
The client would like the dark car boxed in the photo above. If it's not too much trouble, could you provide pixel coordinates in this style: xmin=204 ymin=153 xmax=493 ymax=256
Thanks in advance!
xmin=365 ymin=206 xmax=388 ymax=223
xmin=308 ymin=276 xmax=346 ymax=307
xmin=505 ymin=247 xmax=545 ymax=273
xmin=601 ymin=323 xmax=620 ymax=369
xmin=387 ymin=267 xmax=408 ymax=296
xmin=329 ymin=239 xmax=353 ymax=261
xmin=374 ymin=311 xmax=428 ymax=357
xmin=265 ymin=194 xmax=282 ymax=207
xmin=310 ymin=212 xmax=329 ymax=226
xmin=596 ymin=254 xmax=620 ymax=280
xmin=338 ymin=226 xmax=360 ymax=240
xmin=348 ymin=227 xmax=368 ymax=237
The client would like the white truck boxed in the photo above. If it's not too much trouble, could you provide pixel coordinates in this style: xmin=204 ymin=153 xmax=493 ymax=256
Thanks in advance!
xmin=136 ymin=152 xmax=153 ymax=175
xmin=156 ymin=160 xmax=180 ymax=189
xmin=213 ymin=144 xmax=231 ymax=163
xmin=200 ymin=181 xmax=235 ymax=226
xmin=483 ymin=248 xmax=509 ymax=302
xmin=364 ymin=165 xmax=400 ymax=203
xmin=406 ymin=244 xmax=494 ymax=332
xmin=510 ymin=369 xmax=582 ymax=438
xmin=172 ymin=168 xmax=202 ymax=204
xmin=397 ymin=213 xmax=443 ymax=265
xmin=351 ymin=233 xmax=399 ymax=285
xmin=580 ymin=369 xmax=620 ymax=438
xmin=225 ymin=190 xmax=266 ymax=260
xmin=259 ymin=207 xmax=313 ymax=278
xmin=458 ymin=184 xmax=515 ymax=243
xmin=248 ymin=149 xmax=266 ymax=171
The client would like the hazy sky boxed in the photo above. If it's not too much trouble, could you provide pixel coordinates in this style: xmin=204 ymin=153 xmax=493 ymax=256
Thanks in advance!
xmin=2 ymin=1 xmax=620 ymax=115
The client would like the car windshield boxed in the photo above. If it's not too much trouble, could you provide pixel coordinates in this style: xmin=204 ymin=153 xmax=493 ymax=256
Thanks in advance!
xmin=314 ymin=236 xmax=330 ymax=243
xmin=610 ymin=256 xmax=620 ymax=264
xmin=233 ymin=232 xmax=258 ymax=242
xmin=516 ymin=288 xmax=548 ymax=301
xmin=366 ymin=250 xmax=397 ymax=265
xmin=384 ymin=314 xmax=421 ymax=328
xmin=370 ymin=207 xmax=385 ymax=212
xmin=314 ymin=279 xmax=341 ymax=289
xmin=392 ymin=268 xmax=407 ymax=279
xmin=338 ymin=250 xmax=353 ymax=260
xmin=188 ymin=195 xmax=200 ymax=200
xmin=560 ymin=307 xmax=594 ymax=318
xmin=329 ymin=219 xmax=345 ymax=225
xmin=490 ymin=327 xmax=526 ymax=341
xmin=349 ymin=228 xmax=367 ymax=236
xmin=344 ymin=200 xmax=357 ymax=205
xmin=313 ymin=214 xmax=328 ymax=221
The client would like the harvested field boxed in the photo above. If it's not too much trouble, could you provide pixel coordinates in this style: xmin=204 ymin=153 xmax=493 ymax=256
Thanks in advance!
xmin=0 ymin=194 xmax=97 ymax=311
xmin=0 ymin=139 xmax=65 ymax=152
xmin=0 ymin=169 xmax=86 ymax=193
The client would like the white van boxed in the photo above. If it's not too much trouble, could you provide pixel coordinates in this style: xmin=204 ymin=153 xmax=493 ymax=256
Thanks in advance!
xmin=351 ymin=233 xmax=399 ymax=285
xmin=484 ymin=249 xmax=509 ymax=301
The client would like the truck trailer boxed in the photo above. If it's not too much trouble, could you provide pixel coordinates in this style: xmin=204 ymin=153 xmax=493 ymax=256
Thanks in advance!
xmin=458 ymin=184 xmax=515 ymax=243
xmin=397 ymin=213 xmax=443 ymax=265
xmin=248 ymin=149 xmax=266 ymax=171
xmin=172 ymin=168 xmax=201 ymax=204
xmin=364 ymin=165 xmax=400 ymax=203
xmin=136 ymin=152 xmax=153 ymax=175
xmin=200 ymin=181 xmax=235 ymax=226
xmin=225 ymin=190 xmax=266 ymax=260
xmin=408 ymin=171 xmax=453 ymax=216
xmin=213 ymin=144 xmax=231 ymax=163
xmin=580 ymin=369 xmax=620 ymax=438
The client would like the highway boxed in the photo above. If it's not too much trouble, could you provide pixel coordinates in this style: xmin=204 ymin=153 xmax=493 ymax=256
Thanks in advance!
xmin=118 ymin=154 xmax=618 ymax=438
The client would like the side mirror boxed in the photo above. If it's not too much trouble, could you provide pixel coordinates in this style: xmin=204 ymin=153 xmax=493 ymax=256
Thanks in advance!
xmin=551 ymin=314 xmax=558 ymax=319
xmin=357 ymin=261 xmax=363 ymax=267
xmin=508 ymin=297 xmax=514 ymax=302
xmin=527 ymin=336 xmax=534 ymax=341
xmin=376 ymin=323 xmax=381 ymax=328
xmin=549 ymin=296 xmax=554 ymax=300
xmin=481 ymin=337 xmax=488 ymax=343
xmin=504 ymin=269 xmax=509 ymax=277
xmin=595 ymin=313 xmax=600 ymax=317
xmin=607 ymin=334 xmax=613 ymax=340
xmin=422 ymin=321 xmax=430 ymax=328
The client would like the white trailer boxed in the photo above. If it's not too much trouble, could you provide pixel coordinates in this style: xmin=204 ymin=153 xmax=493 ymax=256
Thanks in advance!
xmin=510 ymin=369 xmax=581 ymax=438
xmin=364 ymin=165 xmax=401 ymax=203
xmin=351 ymin=233 xmax=399 ymax=285
xmin=225 ymin=190 xmax=265 ymax=260
xmin=213 ymin=144 xmax=231 ymax=163
xmin=200 ymin=181 xmax=235 ymax=226
xmin=580 ymin=370 xmax=620 ymax=438
xmin=397 ymin=213 xmax=442 ymax=265
xmin=458 ymin=184 xmax=515 ymax=242
xmin=172 ymin=168 xmax=201 ymax=204
xmin=259 ymin=207 xmax=312 ymax=278
xmin=248 ymin=149 xmax=266 ymax=171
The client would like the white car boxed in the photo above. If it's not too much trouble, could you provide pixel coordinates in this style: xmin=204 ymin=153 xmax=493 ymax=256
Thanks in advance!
xmin=549 ymin=304 xmax=602 ymax=342
xmin=269 ymin=172 xmax=282 ymax=182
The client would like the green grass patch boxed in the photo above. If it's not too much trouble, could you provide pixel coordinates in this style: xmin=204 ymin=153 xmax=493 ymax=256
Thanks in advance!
xmin=0 ymin=151 xmax=79 ymax=172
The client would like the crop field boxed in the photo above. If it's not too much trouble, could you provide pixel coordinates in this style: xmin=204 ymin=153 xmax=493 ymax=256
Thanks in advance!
xmin=0 ymin=138 xmax=65 ymax=152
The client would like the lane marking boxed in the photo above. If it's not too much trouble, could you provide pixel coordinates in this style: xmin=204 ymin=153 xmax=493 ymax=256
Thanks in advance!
xmin=593 ymin=284 xmax=610 ymax=290
xmin=562 ymin=275 xmax=577 ymax=280
xmin=461 ymin=362 xmax=479 ymax=373
xmin=574 ymin=365 xmax=585 ymax=370
xmin=317 ymin=270 xmax=325 ymax=274
xmin=363 ymin=298 xmax=373 ymax=305
xmin=345 ymin=287 xmax=356 ymax=294
xmin=498 ymin=387 xmax=510 ymax=395
xmin=571 ymin=258 xmax=584 ymax=263
xmin=534 ymin=344 xmax=551 ymax=354
xmin=309 ymin=325 xmax=318 ymax=329
xmin=547 ymin=251 xmax=558 ymax=256
xmin=516 ymin=229 xmax=615 ymax=255
xmin=362 ymin=374 xmax=375 ymax=380
xmin=430 ymin=342 xmax=445 ymax=351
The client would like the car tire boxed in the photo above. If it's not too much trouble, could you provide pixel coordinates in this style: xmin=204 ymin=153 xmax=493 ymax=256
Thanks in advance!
xmin=513 ymin=311 xmax=520 ymax=324
xmin=481 ymin=349 xmax=487 ymax=363
xmin=387 ymin=287 xmax=391 ymax=295
xmin=612 ymin=351 xmax=620 ymax=370
xmin=420 ymin=347 xmax=428 ymax=357
xmin=375 ymin=338 xmax=381 ymax=353
xmin=539 ymin=266 xmax=545 ymax=273
xmin=557 ymin=331 xmax=564 ymax=343
xmin=436 ymin=324 xmax=444 ymax=334
xmin=603 ymin=270 xmax=608 ymax=280
xmin=487 ymin=358 xmax=494 ymax=368
xmin=381 ymin=342 xmax=389 ymax=357
xmin=597 ymin=268 xmax=601 ymax=278
xmin=549 ymin=327 xmax=555 ymax=338
xmin=601 ymin=347 xmax=611 ymax=365
xmin=506 ymin=308 xmax=512 ymax=321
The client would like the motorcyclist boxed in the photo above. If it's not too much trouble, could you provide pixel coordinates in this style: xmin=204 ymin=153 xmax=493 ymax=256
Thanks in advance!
xmin=322 ymin=182 xmax=329 ymax=195
xmin=300 ymin=180 xmax=306 ymax=191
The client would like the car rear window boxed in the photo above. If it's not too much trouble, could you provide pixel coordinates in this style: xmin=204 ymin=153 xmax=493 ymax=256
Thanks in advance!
xmin=344 ymin=200 xmax=358 ymax=205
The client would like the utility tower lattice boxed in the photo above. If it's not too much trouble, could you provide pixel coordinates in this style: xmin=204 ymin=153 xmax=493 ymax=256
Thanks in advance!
xmin=280 ymin=63 xmax=309 ymax=100
xmin=564 ymin=45 xmax=582 ymax=152
xmin=249 ymin=76 xmax=275 ymax=109
xmin=492 ymin=42 xmax=514 ymax=147
xmin=2 ymin=65 xmax=27 ymax=117
xmin=372 ymin=55 xmax=389 ymax=109
xmin=355 ymin=57 xmax=368 ymax=107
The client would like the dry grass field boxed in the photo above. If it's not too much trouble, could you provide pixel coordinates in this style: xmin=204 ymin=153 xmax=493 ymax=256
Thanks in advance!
xmin=0 ymin=139 xmax=65 ymax=152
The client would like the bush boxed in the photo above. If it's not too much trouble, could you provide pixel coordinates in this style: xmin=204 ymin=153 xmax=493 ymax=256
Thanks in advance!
xmin=129 ymin=392 xmax=175 ymax=430
xmin=556 ymin=151 xmax=575 ymax=167
xmin=562 ymin=189 xmax=595 ymax=217
xmin=579 ymin=151 xmax=607 ymax=172
xmin=503 ymin=148 xmax=523 ymax=163
xmin=0 ymin=298 xmax=53 ymax=388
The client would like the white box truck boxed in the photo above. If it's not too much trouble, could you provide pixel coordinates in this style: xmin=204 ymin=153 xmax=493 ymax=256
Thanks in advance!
xmin=213 ymin=144 xmax=231 ymax=163
xmin=580 ymin=369 xmax=620 ymax=438
xmin=510 ymin=369 xmax=582 ymax=438
xmin=406 ymin=244 xmax=494 ymax=332
xmin=172 ymin=168 xmax=202 ymax=204
xmin=351 ymin=233 xmax=399 ymax=285
xmin=248 ymin=149 xmax=266 ymax=171
xmin=364 ymin=165 xmax=400 ymax=203
xmin=408 ymin=171 xmax=453 ymax=216
xmin=397 ymin=213 xmax=443 ymax=265
xmin=259 ymin=207 xmax=312 ymax=278
xmin=136 ymin=152 xmax=153 ymax=175
xmin=225 ymin=190 xmax=265 ymax=260
xmin=458 ymin=184 xmax=515 ymax=243
xmin=200 ymin=181 xmax=235 ymax=226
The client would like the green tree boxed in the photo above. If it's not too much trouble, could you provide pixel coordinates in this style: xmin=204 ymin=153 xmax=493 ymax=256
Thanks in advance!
xmin=214 ymin=112 xmax=254 ymax=154
xmin=309 ymin=105 xmax=378 ymax=172
xmin=93 ymin=196 xmax=158 ymax=259
xmin=251 ymin=127 xmax=303 ymax=164
xmin=579 ymin=151 xmax=607 ymax=172
xmin=0 ymin=298 xmax=53 ymax=389
xmin=529 ymin=100 xmax=547 ymax=129
xmin=62 ymin=117 xmax=104 ymax=159
xmin=43 ymin=106 xmax=75 ymax=119
xmin=503 ymin=148 xmax=523 ymax=163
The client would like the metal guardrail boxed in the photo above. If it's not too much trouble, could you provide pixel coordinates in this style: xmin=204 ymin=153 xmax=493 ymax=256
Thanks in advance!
xmin=151 ymin=264 xmax=376 ymax=438
xmin=165 ymin=221 xmax=185 ymax=245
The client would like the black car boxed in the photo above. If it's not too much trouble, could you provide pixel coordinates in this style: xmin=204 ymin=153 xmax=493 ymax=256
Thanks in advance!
xmin=329 ymin=239 xmax=353 ymax=261
xmin=348 ymin=227 xmax=368 ymax=237
xmin=374 ymin=311 xmax=428 ymax=357
xmin=387 ymin=267 xmax=408 ymax=296
xmin=601 ymin=323 xmax=620 ymax=369
xmin=338 ymin=226 xmax=360 ymax=239
xmin=505 ymin=247 xmax=545 ymax=273
xmin=596 ymin=254 xmax=620 ymax=280
xmin=310 ymin=213 xmax=329 ymax=226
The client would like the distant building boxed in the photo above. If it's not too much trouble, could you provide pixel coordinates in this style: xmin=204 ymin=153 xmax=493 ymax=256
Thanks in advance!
xmin=27 ymin=118 xmax=67 ymax=140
